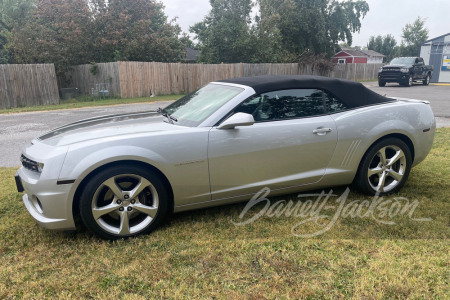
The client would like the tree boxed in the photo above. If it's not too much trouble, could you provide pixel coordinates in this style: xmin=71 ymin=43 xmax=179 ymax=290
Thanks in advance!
xmin=10 ymin=0 xmax=184 ymax=78
xmin=398 ymin=17 xmax=428 ymax=56
xmin=190 ymin=0 xmax=258 ymax=63
xmin=0 ymin=0 xmax=35 ymax=63
xmin=191 ymin=0 xmax=369 ymax=63
xmin=367 ymin=34 xmax=397 ymax=62
xmin=90 ymin=0 xmax=184 ymax=63
xmin=11 ymin=0 xmax=93 ymax=76
xmin=258 ymin=0 xmax=369 ymax=59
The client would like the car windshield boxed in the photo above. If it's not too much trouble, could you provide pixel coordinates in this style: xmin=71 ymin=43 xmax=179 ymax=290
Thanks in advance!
xmin=162 ymin=83 xmax=244 ymax=127
xmin=389 ymin=57 xmax=415 ymax=65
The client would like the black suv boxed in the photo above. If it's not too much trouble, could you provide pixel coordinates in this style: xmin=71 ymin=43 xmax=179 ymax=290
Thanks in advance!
xmin=378 ymin=57 xmax=433 ymax=87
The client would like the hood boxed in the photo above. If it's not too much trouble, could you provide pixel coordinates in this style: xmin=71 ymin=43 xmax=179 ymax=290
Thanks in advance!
xmin=37 ymin=111 xmax=182 ymax=146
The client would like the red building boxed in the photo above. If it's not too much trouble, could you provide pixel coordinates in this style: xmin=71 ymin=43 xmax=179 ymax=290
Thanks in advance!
xmin=332 ymin=49 xmax=385 ymax=64
xmin=332 ymin=49 xmax=368 ymax=64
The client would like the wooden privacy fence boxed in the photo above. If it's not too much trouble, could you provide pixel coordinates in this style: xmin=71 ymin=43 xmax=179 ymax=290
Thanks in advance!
xmin=65 ymin=62 xmax=384 ymax=98
xmin=0 ymin=64 xmax=59 ymax=109
xmin=333 ymin=63 xmax=382 ymax=82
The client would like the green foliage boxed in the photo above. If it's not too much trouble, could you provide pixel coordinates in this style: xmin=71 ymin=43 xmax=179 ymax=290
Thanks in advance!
xmin=368 ymin=18 xmax=429 ymax=62
xmin=179 ymin=32 xmax=197 ymax=50
xmin=89 ymin=62 xmax=98 ymax=76
xmin=367 ymin=34 xmax=398 ymax=62
xmin=192 ymin=0 xmax=369 ymax=63
xmin=89 ymin=0 xmax=184 ymax=63
xmin=113 ymin=50 xmax=121 ymax=62
xmin=0 ymin=0 xmax=35 ymax=64
xmin=190 ymin=0 xmax=257 ymax=63
xmin=262 ymin=0 xmax=369 ymax=57
xmin=7 ymin=0 xmax=184 ymax=78
xmin=398 ymin=17 xmax=429 ymax=57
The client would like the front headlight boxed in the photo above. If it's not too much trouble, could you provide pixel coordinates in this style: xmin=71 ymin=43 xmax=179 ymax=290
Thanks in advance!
xmin=378 ymin=67 xmax=383 ymax=73
xmin=400 ymin=68 xmax=409 ymax=73
xmin=20 ymin=154 xmax=44 ymax=173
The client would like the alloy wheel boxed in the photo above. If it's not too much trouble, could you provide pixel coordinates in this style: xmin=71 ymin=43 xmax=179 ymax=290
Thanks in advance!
xmin=91 ymin=174 xmax=159 ymax=236
xmin=367 ymin=145 xmax=407 ymax=193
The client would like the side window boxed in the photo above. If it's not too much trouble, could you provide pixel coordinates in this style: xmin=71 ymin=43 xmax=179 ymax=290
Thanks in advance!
xmin=324 ymin=91 xmax=348 ymax=113
xmin=234 ymin=89 xmax=325 ymax=122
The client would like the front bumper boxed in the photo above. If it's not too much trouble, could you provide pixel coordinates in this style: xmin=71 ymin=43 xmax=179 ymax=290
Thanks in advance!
xmin=16 ymin=140 xmax=76 ymax=231
xmin=17 ymin=167 xmax=76 ymax=230
xmin=378 ymin=73 xmax=409 ymax=82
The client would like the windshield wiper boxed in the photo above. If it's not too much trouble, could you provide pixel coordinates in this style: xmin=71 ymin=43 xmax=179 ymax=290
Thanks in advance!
xmin=157 ymin=107 xmax=178 ymax=124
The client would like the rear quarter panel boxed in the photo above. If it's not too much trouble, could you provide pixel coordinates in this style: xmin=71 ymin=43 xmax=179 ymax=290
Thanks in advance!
xmin=324 ymin=100 xmax=435 ymax=185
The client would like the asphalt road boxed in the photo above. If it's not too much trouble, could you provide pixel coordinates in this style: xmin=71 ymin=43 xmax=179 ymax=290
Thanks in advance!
xmin=0 ymin=101 xmax=173 ymax=167
xmin=363 ymin=82 xmax=450 ymax=118
xmin=0 ymin=83 xmax=449 ymax=167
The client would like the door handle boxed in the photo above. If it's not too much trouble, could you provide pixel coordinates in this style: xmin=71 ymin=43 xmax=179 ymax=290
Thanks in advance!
xmin=313 ymin=127 xmax=332 ymax=135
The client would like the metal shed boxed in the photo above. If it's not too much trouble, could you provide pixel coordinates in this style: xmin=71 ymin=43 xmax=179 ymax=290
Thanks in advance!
xmin=420 ymin=33 xmax=450 ymax=83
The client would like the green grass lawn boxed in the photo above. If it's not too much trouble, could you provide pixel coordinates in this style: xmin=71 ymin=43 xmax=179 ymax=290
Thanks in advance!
xmin=0 ymin=129 xmax=448 ymax=299
xmin=0 ymin=94 xmax=183 ymax=114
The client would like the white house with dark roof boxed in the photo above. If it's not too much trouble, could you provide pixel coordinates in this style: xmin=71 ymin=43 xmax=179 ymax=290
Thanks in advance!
xmin=359 ymin=50 xmax=385 ymax=64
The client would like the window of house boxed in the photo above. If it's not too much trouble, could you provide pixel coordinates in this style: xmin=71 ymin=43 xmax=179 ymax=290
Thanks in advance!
xmin=338 ymin=59 xmax=346 ymax=64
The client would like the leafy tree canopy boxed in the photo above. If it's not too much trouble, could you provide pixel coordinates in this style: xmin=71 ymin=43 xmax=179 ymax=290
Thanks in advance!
xmin=7 ymin=0 xmax=185 ymax=78
xmin=0 ymin=0 xmax=35 ymax=63
xmin=398 ymin=17 xmax=429 ymax=57
xmin=192 ymin=0 xmax=369 ymax=63
xmin=190 ymin=0 xmax=257 ymax=63
xmin=367 ymin=34 xmax=397 ymax=62
xmin=259 ymin=0 xmax=369 ymax=58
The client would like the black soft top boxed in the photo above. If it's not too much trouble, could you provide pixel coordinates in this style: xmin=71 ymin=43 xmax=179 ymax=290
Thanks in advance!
xmin=218 ymin=75 xmax=393 ymax=108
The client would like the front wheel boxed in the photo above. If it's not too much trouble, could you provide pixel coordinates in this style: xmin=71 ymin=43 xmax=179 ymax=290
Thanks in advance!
xmin=80 ymin=165 xmax=169 ymax=240
xmin=403 ymin=75 xmax=413 ymax=87
xmin=378 ymin=80 xmax=386 ymax=87
xmin=423 ymin=74 xmax=430 ymax=85
xmin=354 ymin=138 xmax=412 ymax=195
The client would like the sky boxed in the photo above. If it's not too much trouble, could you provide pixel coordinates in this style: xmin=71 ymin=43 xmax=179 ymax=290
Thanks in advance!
xmin=163 ymin=0 xmax=450 ymax=47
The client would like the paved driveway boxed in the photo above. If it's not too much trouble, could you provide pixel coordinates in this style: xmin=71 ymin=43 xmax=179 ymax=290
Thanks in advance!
xmin=1 ymin=83 xmax=449 ymax=167
xmin=0 ymin=101 xmax=172 ymax=167
xmin=363 ymin=82 xmax=450 ymax=118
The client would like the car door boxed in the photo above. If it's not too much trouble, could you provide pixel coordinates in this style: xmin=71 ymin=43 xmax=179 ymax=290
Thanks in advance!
xmin=207 ymin=89 xmax=338 ymax=201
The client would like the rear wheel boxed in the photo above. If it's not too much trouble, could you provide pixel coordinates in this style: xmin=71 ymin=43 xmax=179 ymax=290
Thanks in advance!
xmin=423 ymin=74 xmax=430 ymax=85
xmin=354 ymin=138 xmax=412 ymax=195
xmin=80 ymin=165 xmax=168 ymax=240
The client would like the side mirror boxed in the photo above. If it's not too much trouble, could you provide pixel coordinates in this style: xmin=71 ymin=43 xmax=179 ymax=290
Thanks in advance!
xmin=217 ymin=112 xmax=255 ymax=129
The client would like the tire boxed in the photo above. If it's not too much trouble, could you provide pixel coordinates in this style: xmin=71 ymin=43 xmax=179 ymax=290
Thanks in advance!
xmin=378 ymin=80 xmax=386 ymax=87
xmin=353 ymin=138 xmax=412 ymax=196
xmin=423 ymin=74 xmax=430 ymax=85
xmin=404 ymin=75 xmax=413 ymax=87
xmin=79 ymin=165 xmax=169 ymax=240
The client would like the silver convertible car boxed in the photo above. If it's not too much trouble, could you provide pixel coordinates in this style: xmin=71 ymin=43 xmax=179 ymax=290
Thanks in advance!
xmin=15 ymin=75 xmax=435 ymax=239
